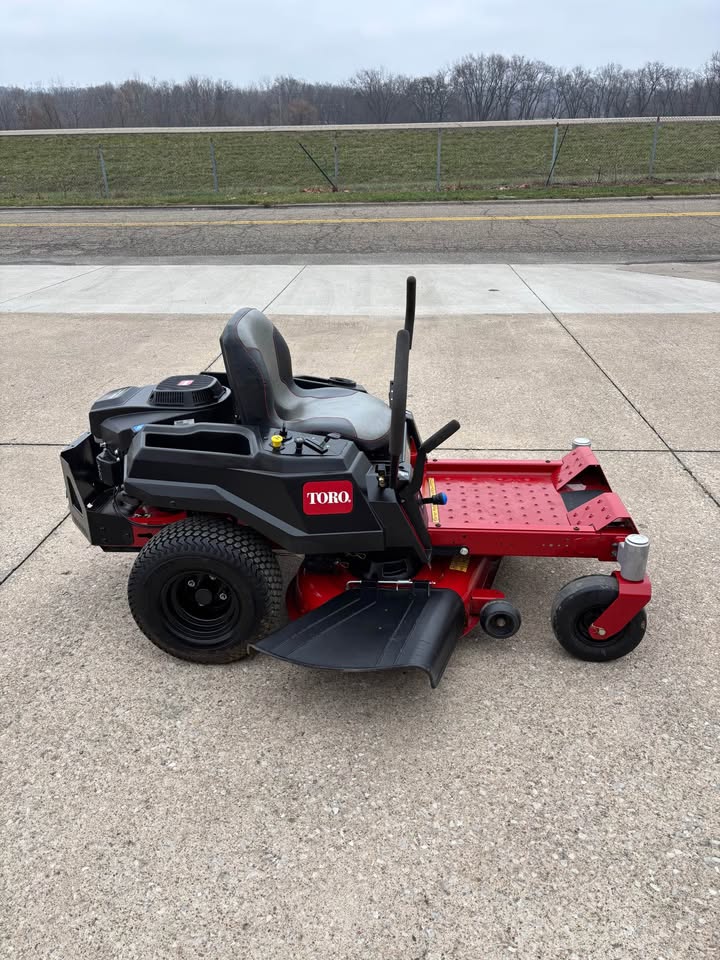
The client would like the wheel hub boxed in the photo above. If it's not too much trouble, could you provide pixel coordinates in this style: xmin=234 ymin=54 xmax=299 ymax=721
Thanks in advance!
xmin=578 ymin=606 xmax=608 ymax=642
xmin=194 ymin=587 xmax=213 ymax=606
xmin=161 ymin=570 xmax=240 ymax=646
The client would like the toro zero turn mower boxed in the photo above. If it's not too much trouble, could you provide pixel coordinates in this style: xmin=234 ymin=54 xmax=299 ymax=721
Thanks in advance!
xmin=61 ymin=278 xmax=651 ymax=686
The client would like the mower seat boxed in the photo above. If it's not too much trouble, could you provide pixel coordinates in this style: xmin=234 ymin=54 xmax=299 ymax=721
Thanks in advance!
xmin=220 ymin=308 xmax=392 ymax=452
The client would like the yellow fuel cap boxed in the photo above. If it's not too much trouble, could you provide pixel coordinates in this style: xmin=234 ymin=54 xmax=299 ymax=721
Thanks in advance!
xmin=270 ymin=434 xmax=284 ymax=449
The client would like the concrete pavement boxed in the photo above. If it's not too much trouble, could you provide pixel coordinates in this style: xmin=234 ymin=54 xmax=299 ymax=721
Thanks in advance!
xmin=2 ymin=261 xmax=719 ymax=314
xmin=1 ymin=260 xmax=719 ymax=959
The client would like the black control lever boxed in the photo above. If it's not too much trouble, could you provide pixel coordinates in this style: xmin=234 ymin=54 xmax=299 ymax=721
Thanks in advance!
xmin=420 ymin=419 xmax=461 ymax=455
xmin=403 ymin=419 xmax=461 ymax=500
xmin=404 ymin=276 xmax=416 ymax=349
xmin=301 ymin=436 xmax=328 ymax=454
xmin=388 ymin=329 xmax=411 ymax=489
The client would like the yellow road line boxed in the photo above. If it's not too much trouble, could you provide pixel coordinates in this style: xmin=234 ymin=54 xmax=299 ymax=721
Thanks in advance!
xmin=0 ymin=210 xmax=719 ymax=228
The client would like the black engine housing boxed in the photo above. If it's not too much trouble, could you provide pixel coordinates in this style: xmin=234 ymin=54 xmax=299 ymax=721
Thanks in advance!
xmin=89 ymin=374 xmax=232 ymax=452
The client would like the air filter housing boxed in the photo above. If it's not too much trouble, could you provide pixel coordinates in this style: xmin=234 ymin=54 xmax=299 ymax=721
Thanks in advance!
xmin=149 ymin=374 xmax=225 ymax=408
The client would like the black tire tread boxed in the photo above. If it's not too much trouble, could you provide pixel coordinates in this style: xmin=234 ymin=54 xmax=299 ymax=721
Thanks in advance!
xmin=551 ymin=574 xmax=646 ymax=662
xmin=128 ymin=515 xmax=283 ymax=663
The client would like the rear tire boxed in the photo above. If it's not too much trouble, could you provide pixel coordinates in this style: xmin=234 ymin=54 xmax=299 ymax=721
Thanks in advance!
xmin=551 ymin=574 xmax=646 ymax=662
xmin=128 ymin=515 xmax=283 ymax=664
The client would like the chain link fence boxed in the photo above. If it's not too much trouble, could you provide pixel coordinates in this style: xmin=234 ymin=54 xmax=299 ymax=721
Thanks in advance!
xmin=0 ymin=118 xmax=718 ymax=203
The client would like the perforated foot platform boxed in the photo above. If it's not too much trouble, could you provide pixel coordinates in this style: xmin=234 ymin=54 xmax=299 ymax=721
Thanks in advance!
xmin=252 ymin=583 xmax=465 ymax=687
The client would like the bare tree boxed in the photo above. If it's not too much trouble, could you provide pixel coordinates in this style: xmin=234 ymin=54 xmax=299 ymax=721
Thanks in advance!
xmin=513 ymin=59 xmax=555 ymax=119
xmin=704 ymin=51 xmax=720 ymax=113
xmin=350 ymin=68 xmax=403 ymax=122
xmin=594 ymin=64 xmax=632 ymax=117
xmin=631 ymin=61 xmax=668 ymax=115
xmin=556 ymin=66 xmax=595 ymax=118
xmin=57 ymin=85 xmax=87 ymax=127
xmin=452 ymin=54 xmax=509 ymax=120
xmin=406 ymin=70 xmax=451 ymax=122
xmin=0 ymin=52 xmax=718 ymax=130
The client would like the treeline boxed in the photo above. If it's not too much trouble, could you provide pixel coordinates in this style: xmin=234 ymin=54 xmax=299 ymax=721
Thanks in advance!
xmin=2 ymin=53 xmax=719 ymax=130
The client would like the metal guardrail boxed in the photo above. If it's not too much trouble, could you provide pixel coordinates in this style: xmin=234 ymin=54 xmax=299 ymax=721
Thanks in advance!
xmin=1 ymin=116 xmax=718 ymax=136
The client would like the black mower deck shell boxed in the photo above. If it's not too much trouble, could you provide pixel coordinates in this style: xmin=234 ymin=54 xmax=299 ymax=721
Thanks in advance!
xmin=253 ymin=583 xmax=466 ymax=688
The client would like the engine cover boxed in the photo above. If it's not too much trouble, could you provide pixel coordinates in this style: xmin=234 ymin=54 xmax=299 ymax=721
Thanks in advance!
xmin=89 ymin=375 xmax=232 ymax=452
xmin=149 ymin=374 xmax=225 ymax=408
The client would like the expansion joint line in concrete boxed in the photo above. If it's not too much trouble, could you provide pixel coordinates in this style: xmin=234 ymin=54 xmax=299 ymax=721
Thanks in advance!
xmin=202 ymin=263 xmax=308 ymax=370
xmin=0 ymin=265 xmax=105 ymax=306
xmin=0 ymin=513 xmax=69 ymax=587
xmin=508 ymin=264 xmax=720 ymax=511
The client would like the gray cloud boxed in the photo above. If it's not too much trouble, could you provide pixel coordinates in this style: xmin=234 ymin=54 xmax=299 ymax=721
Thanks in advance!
xmin=1 ymin=0 xmax=718 ymax=87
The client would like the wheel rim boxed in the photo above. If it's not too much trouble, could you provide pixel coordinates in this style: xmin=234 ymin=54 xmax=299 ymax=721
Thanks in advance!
xmin=576 ymin=604 xmax=617 ymax=644
xmin=161 ymin=570 xmax=242 ymax=648
xmin=487 ymin=613 xmax=515 ymax=638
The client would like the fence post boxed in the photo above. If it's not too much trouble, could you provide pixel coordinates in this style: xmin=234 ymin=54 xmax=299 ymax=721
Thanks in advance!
xmin=648 ymin=117 xmax=661 ymax=178
xmin=548 ymin=123 xmax=559 ymax=185
xmin=436 ymin=128 xmax=443 ymax=192
xmin=97 ymin=145 xmax=109 ymax=198
xmin=333 ymin=134 xmax=339 ymax=186
xmin=210 ymin=139 xmax=219 ymax=193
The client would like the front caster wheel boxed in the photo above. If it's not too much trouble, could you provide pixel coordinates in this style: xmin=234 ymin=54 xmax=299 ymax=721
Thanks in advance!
xmin=128 ymin=516 xmax=284 ymax=664
xmin=551 ymin=574 xmax=646 ymax=662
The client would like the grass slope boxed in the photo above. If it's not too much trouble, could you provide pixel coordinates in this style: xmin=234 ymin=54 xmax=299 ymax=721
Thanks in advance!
xmin=0 ymin=123 xmax=718 ymax=205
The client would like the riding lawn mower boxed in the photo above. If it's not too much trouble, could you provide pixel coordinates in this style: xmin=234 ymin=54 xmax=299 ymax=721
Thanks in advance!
xmin=61 ymin=278 xmax=651 ymax=686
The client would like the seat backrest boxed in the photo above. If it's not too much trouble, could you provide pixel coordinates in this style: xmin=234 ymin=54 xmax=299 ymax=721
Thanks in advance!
xmin=219 ymin=307 xmax=294 ymax=423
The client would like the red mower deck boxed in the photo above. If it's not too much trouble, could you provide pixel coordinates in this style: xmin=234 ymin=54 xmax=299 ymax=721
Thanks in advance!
xmin=424 ymin=446 xmax=635 ymax=557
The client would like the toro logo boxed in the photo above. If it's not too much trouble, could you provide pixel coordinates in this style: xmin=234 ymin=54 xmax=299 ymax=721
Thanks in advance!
xmin=303 ymin=480 xmax=354 ymax=515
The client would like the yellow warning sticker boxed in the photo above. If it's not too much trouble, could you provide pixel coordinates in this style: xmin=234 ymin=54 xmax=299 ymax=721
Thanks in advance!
xmin=428 ymin=477 xmax=439 ymax=525
xmin=449 ymin=555 xmax=470 ymax=572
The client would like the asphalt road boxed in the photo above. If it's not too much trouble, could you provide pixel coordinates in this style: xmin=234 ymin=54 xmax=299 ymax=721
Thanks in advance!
xmin=1 ymin=196 xmax=720 ymax=264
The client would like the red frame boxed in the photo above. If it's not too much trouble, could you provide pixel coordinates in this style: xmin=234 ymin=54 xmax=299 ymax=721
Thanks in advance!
xmin=128 ymin=505 xmax=188 ymax=547
xmin=588 ymin=572 xmax=651 ymax=639
xmin=423 ymin=449 xmax=636 ymax=558
xmin=291 ymin=448 xmax=651 ymax=642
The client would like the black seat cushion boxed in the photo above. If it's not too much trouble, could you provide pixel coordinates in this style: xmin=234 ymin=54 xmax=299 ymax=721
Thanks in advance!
xmin=219 ymin=308 xmax=391 ymax=452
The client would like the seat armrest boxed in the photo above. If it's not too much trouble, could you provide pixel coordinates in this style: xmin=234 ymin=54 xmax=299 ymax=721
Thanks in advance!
xmin=293 ymin=375 xmax=367 ymax=393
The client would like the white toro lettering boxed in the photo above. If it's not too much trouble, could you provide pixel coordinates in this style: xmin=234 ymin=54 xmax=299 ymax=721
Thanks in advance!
xmin=307 ymin=491 xmax=351 ymax=505
xmin=303 ymin=481 xmax=354 ymax=515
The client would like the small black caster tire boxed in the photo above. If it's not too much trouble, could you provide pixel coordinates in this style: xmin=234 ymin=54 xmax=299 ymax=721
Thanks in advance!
xmin=551 ymin=574 xmax=646 ymax=662
xmin=480 ymin=599 xmax=522 ymax=638
xmin=128 ymin=515 xmax=284 ymax=664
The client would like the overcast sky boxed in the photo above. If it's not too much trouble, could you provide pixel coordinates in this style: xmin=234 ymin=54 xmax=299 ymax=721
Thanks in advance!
xmin=2 ymin=0 xmax=718 ymax=87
